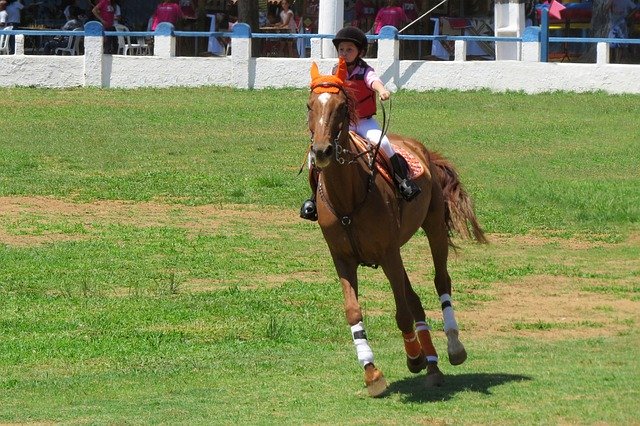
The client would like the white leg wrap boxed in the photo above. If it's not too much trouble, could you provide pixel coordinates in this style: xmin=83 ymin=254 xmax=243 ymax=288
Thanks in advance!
xmin=440 ymin=293 xmax=458 ymax=332
xmin=351 ymin=321 xmax=374 ymax=367
xmin=415 ymin=321 xmax=431 ymax=332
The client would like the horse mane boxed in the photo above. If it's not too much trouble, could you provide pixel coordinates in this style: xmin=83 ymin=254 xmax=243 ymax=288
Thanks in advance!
xmin=341 ymin=82 xmax=359 ymax=126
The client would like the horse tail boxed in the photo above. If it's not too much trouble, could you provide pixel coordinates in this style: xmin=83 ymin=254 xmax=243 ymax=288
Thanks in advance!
xmin=428 ymin=151 xmax=488 ymax=245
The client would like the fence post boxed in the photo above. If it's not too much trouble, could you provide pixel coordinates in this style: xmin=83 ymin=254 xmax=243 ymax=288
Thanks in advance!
xmin=377 ymin=26 xmax=399 ymax=89
xmin=596 ymin=42 xmax=610 ymax=64
xmin=540 ymin=7 xmax=549 ymax=62
xmin=83 ymin=21 xmax=104 ymax=88
xmin=522 ymin=26 xmax=541 ymax=62
xmin=454 ymin=40 xmax=467 ymax=61
xmin=154 ymin=23 xmax=175 ymax=58
xmin=231 ymin=23 xmax=252 ymax=89
xmin=15 ymin=34 xmax=25 ymax=55
xmin=494 ymin=0 xmax=525 ymax=60
xmin=310 ymin=37 xmax=322 ymax=60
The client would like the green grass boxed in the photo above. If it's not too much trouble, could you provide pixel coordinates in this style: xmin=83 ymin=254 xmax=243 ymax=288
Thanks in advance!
xmin=0 ymin=87 xmax=638 ymax=424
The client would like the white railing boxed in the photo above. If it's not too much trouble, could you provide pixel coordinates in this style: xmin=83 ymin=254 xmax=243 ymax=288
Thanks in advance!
xmin=1 ymin=22 xmax=639 ymax=94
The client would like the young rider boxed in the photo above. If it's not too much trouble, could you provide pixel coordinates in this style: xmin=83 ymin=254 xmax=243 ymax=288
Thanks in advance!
xmin=300 ymin=26 xmax=421 ymax=221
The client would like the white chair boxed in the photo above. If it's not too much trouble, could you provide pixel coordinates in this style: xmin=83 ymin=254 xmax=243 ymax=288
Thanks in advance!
xmin=0 ymin=26 xmax=13 ymax=55
xmin=55 ymin=28 xmax=83 ymax=55
xmin=114 ymin=24 xmax=147 ymax=55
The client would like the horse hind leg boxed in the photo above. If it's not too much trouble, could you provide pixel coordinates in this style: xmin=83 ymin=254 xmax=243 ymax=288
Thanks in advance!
xmin=401 ymin=270 xmax=445 ymax=386
xmin=422 ymin=195 xmax=467 ymax=366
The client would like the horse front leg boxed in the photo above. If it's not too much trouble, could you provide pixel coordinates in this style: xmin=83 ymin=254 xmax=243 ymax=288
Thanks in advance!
xmin=333 ymin=256 xmax=387 ymax=397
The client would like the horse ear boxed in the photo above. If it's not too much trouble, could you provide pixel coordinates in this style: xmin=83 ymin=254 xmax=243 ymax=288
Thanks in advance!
xmin=335 ymin=57 xmax=348 ymax=83
xmin=310 ymin=62 xmax=320 ymax=80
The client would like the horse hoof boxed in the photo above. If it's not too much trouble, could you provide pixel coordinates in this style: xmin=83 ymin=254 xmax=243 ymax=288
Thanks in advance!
xmin=406 ymin=353 xmax=428 ymax=374
xmin=446 ymin=329 xmax=467 ymax=366
xmin=364 ymin=365 xmax=388 ymax=397
xmin=366 ymin=375 xmax=388 ymax=397
xmin=425 ymin=363 xmax=445 ymax=387
xmin=448 ymin=348 xmax=467 ymax=366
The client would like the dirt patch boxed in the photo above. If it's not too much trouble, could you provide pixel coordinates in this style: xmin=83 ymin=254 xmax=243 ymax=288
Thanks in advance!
xmin=0 ymin=196 xmax=298 ymax=247
xmin=457 ymin=274 xmax=639 ymax=340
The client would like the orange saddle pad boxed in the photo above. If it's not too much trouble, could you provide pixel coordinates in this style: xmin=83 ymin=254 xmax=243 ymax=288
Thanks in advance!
xmin=349 ymin=131 xmax=424 ymax=186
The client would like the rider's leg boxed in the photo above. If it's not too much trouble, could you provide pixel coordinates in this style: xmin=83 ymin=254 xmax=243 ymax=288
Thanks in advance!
xmin=355 ymin=118 xmax=421 ymax=201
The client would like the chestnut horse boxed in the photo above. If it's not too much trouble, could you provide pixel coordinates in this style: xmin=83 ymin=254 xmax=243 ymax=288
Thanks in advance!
xmin=306 ymin=59 xmax=487 ymax=396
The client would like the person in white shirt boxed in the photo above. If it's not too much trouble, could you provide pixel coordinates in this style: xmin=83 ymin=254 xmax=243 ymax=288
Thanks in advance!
xmin=277 ymin=0 xmax=297 ymax=56
xmin=0 ymin=1 xmax=8 ymax=28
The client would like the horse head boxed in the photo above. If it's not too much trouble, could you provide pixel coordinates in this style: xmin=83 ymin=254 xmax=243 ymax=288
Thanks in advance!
xmin=307 ymin=58 xmax=354 ymax=168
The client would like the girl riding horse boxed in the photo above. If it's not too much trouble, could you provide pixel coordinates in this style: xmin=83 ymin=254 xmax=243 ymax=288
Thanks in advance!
xmin=300 ymin=26 xmax=421 ymax=221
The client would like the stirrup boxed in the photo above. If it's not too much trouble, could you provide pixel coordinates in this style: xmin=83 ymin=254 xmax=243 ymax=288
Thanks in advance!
xmin=299 ymin=198 xmax=318 ymax=221
xmin=398 ymin=179 xmax=421 ymax=202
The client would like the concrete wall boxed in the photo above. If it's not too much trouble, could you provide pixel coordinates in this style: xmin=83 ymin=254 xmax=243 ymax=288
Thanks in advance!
xmin=1 ymin=23 xmax=639 ymax=94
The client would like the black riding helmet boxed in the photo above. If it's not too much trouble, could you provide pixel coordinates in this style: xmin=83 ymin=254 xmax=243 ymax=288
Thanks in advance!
xmin=332 ymin=26 xmax=368 ymax=55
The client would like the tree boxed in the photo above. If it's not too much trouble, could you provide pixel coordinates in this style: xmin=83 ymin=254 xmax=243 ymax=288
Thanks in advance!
xmin=580 ymin=0 xmax=610 ymax=62
xmin=237 ymin=0 xmax=261 ymax=56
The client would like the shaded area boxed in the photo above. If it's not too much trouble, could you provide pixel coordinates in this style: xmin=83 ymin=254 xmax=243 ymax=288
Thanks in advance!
xmin=386 ymin=373 xmax=532 ymax=403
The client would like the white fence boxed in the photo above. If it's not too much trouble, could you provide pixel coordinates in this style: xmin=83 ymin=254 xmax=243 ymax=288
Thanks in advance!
xmin=1 ymin=22 xmax=639 ymax=94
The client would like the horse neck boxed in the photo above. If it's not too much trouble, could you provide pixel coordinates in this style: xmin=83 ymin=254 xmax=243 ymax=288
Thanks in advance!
xmin=320 ymin=135 xmax=371 ymax=214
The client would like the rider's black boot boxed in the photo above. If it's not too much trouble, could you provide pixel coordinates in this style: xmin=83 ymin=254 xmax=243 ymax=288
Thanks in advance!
xmin=390 ymin=154 xmax=421 ymax=202
xmin=300 ymin=197 xmax=318 ymax=221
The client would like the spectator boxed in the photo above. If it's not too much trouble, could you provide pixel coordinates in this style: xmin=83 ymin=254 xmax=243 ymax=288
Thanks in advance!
xmin=179 ymin=0 xmax=196 ymax=19
xmin=92 ymin=0 xmax=117 ymax=53
xmin=278 ymin=0 xmax=296 ymax=32
xmin=400 ymin=0 xmax=418 ymax=22
xmin=606 ymin=0 xmax=638 ymax=62
xmin=354 ymin=0 xmax=377 ymax=33
xmin=0 ymin=1 xmax=8 ymax=28
xmin=5 ymin=0 xmax=24 ymax=54
xmin=374 ymin=0 xmax=408 ymax=34
xmin=112 ymin=0 xmax=122 ymax=25
xmin=43 ymin=6 xmax=83 ymax=54
xmin=5 ymin=0 xmax=23 ymax=27
xmin=151 ymin=0 xmax=182 ymax=31
xmin=62 ymin=0 xmax=74 ymax=20
xmin=277 ymin=0 xmax=297 ymax=57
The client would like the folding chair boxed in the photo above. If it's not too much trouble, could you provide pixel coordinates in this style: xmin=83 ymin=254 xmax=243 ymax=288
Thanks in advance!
xmin=0 ymin=26 xmax=13 ymax=55
xmin=55 ymin=28 xmax=83 ymax=55
xmin=114 ymin=24 xmax=146 ymax=55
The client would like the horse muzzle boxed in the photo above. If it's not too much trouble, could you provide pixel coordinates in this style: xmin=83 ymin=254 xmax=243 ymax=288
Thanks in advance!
xmin=311 ymin=143 xmax=333 ymax=168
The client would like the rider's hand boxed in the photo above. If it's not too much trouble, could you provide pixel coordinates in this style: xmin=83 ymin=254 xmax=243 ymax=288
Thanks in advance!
xmin=379 ymin=90 xmax=390 ymax=101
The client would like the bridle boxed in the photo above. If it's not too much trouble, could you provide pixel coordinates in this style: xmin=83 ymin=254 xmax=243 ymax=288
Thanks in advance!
xmin=307 ymin=82 xmax=392 ymax=268
xmin=308 ymin=82 xmax=360 ymax=166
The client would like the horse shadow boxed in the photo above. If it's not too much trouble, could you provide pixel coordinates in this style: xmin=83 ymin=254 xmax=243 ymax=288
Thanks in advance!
xmin=384 ymin=372 xmax=532 ymax=403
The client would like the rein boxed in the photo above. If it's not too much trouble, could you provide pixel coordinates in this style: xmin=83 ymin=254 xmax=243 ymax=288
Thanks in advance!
xmin=308 ymin=82 xmax=392 ymax=268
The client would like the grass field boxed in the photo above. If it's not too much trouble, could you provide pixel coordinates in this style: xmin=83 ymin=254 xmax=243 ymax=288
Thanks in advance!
xmin=0 ymin=87 xmax=639 ymax=424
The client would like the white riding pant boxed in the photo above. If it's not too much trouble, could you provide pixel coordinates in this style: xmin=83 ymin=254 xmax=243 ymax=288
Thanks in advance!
xmin=351 ymin=117 xmax=396 ymax=159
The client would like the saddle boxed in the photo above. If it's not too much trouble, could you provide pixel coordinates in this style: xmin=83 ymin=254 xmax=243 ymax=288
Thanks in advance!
xmin=348 ymin=131 xmax=424 ymax=187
